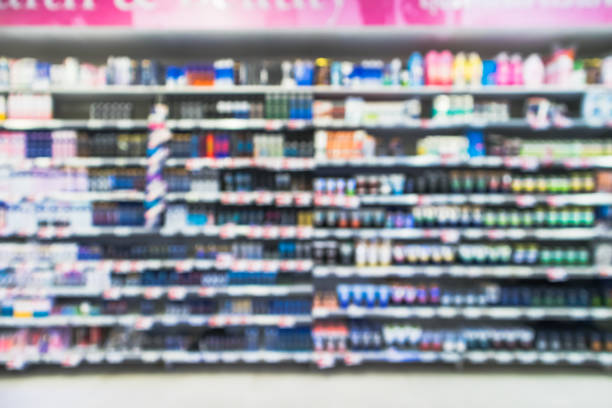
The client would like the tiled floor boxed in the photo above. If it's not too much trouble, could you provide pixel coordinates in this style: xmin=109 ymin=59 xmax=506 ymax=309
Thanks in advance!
xmin=1 ymin=367 xmax=610 ymax=407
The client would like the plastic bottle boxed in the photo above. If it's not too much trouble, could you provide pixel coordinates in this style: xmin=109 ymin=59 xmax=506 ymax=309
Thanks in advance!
xmin=439 ymin=50 xmax=454 ymax=86
xmin=407 ymin=52 xmax=424 ymax=87
xmin=425 ymin=50 xmax=439 ymax=86
xmin=510 ymin=54 xmax=523 ymax=86
xmin=466 ymin=52 xmax=483 ymax=87
xmin=523 ymin=54 xmax=545 ymax=87
xmin=496 ymin=53 xmax=510 ymax=86
xmin=453 ymin=52 xmax=467 ymax=87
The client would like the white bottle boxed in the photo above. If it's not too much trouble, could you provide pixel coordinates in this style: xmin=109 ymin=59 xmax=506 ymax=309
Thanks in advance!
xmin=523 ymin=54 xmax=545 ymax=87
xmin=355 ymin=240 xmax=367 ymax=267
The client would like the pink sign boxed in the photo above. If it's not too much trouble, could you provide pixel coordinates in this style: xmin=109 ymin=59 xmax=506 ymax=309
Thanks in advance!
xmin=1 ymin=0 xmax=612 ymax=29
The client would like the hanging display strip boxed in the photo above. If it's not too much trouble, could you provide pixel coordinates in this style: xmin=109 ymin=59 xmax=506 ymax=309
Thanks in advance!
xmin=3 ymin=49 xmax=612 ymax=372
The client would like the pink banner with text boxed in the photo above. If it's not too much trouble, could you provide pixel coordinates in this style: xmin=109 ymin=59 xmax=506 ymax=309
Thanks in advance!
xmin=1 ymin=0 xmax=612 ymax=29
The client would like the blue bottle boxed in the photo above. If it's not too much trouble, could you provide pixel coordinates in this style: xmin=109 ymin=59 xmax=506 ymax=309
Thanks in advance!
xmin=408 ymin=52 xmax=425 ymax=86
xmin=482 ymin=60 xmax=497 ymax=86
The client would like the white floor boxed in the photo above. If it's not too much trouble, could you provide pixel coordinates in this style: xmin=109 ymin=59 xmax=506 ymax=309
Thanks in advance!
xmin=1 ymin=368 xmax=611 ymax=408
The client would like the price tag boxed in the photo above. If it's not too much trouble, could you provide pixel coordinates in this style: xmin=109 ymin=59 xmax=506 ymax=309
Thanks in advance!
xmin=103 ymin=288 xmax=121 ymax=300
xmin=275 ymin=193 xmax=293 ymax=206
xmin=516 ymin=351 xmax=538 ymax=364
xmin=516 ymin=195 xmax=536 ymax=207
xmin=236 ymin=192 xmax=249 ymax=205
xmin=599 ymin=267 xmax=612 ymax=278
xmin=296 ymin=260 xmax=309 ymax=272
xmin=246 ymin=260 xmax=261 ymax=273
xmin=141 ymin=351 xmax=161 ymax=363
xmin=114 ymin=260 xmax=130 ymax=273
xmin=263 ymin=226 xmax=279 ymax=239
xmin=255 ymin=191 xmax=273 ymax=205
xmin=467 ymin=351 xmax=487 ymax=364
xmin=526 ymin=308 xmax=546 ymax=319
xmin=546 ymin=268 xmax=568 ymax=282
xmin=494 ymin=352 xmax=514 ymax=364
xmin=248 ymin=226 xmax=263 ymax=239
xmin=295 ymin=192 xmax=312 ymax=206
xmin=463 ymin=308 xmax=483 ymax=319
xmin=277 ymin=316 xmax=295 ymax=327
xmin=440 ymin=229 xmax=459 ymax=243
xmin=175 ymin=260 xmax=194 ymax=273
xmin=262 ymin=260 xmax=277 ymax=273
xmin=540 ymin=352 xmax=560 ymax=364
xmin=106 ymin=352 xmax=124 ymax=364
xmin=566 ymin=352 xmax=587 ymax=365
xmin=219 ymin=225 xmax=236 ymax=239
xmin=198 ymin=287 xmax=216 ymax=297
xmin=279 ymin=226 xmax=296 ymax=239
xmin=315 ymin=353 xmax=336 ymax=369
xmin=168 ymin=287 xmax=187 ymax=300
xmin=134 ymin=317 xmax=153 ymax=330
xmin=296 ymin=227 xmax=312 ymax=240
xmin=6 ymin=358 xmax=26 ymax=370
xmin=344 ymin=353 xmax=363 ymax=366
xmin=487 ymin=230 xmax=505 ymax=240
xmin=215 ymin=253 xmax=233 ymax=269
xmin=144 ymin=287 xmax=163 ymax=300
xmin=220 ymin=193 xmax=235 ymax=205
xmin=546 ymin=196 xmax=561 ymax=207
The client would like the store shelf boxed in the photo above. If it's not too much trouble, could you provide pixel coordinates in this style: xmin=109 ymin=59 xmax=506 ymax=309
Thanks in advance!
xmin=166 ymin=191 xmax=313 ymax=207
xmin=166 ymin=118 xmax=312 ymax=131
xmin=312 ymin=306 xmax=612 ymax=320
xmin=0 ymin=190 xmax=145 ymax=204
xmin=2 ymin=84 xmax=608 ymax=96
xmin=0 ymin=314 xmax=312 ymax=328
xmin=313 ymin=265 xmax=611 ymax=280
xmin=314 ymin=350 xmax=612 ymax=368
xmin=0 ymin=225 xmax=314 ymax=240
xmin=0 ymin=350 xmax=313 ymax=370
xmin=313 ymin=227 xmax=599 ymax=241
xmin=0 ymin=285 xmax=312 ymax=300
xmin=0 ymin=119 xmax=150 ymax=130
xmin=2 ymin=118 xmax=606 ymax=133
xmin=0 ymin=258 xmax=312 ymax=275
xmin=315 ymin=193 xmax=612 ymax=208
xmin=166 ymin=157 xmax=315 ymax=171
xmin=312 ymin=118 xmax=605 ymax=130
xmin=315 ymin=156 xmax=612 ymax=170
xmin=0 ymin=157 xmax=149 ymax=169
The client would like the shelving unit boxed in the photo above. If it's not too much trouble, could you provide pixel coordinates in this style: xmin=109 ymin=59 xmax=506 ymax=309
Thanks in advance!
xmin=1 ymin=68 xmax=612 ymax=371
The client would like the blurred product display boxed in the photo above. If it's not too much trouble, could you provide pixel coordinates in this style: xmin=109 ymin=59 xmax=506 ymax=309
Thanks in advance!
xmin=1 ymin=44 xmax=612 ymax=373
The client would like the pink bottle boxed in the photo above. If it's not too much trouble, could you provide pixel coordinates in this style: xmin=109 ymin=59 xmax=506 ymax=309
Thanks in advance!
xmin=496 ymin=53 xmax=510 ymax=86
xmin=425 ymin=50 xmax=440 ymax=86
xmin=439 ymin=50 xmax=454 ymax=86
xmin=509 ymin=54 xmax=523 ymax=86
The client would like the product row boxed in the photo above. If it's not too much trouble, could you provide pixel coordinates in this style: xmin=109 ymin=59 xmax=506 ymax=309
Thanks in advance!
xmin=314 ymin=172 xmax=597 ymax=196
xmin=110 ymin=269 xmax=309 ymax=288
xmin=314 ymin=207 xmax=596 ymax=229
xmin=5 ymin=50 xmax=611 ymax=88
xmin=313 ymin=241 xmax=591 ymax=266
xmin=313 ymin=322 xmax=612 ymax=353
xmin=316 ymin=283 xmax=612 ymax=309
xmin=0 ymin=326 xmax=312 ymax=356
xmin=166 ymin=206 xmax=313 ymax=228
xmin=316 ymin=130 xmax=612 ymax=160
xmin=166 ymin=171 xmax=312 ymax=193
xmin=6 ymin=130 xmax=612 ymax=163
xmin=169 ymin=131 xmax=314 ymax=159
xmin=0 ymin=298 xmax=313 ymax=319
xmin=76 ymin=241 xmax=312 ymax=261
xmin=170 ymin=94 xmax=313 ymax=120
